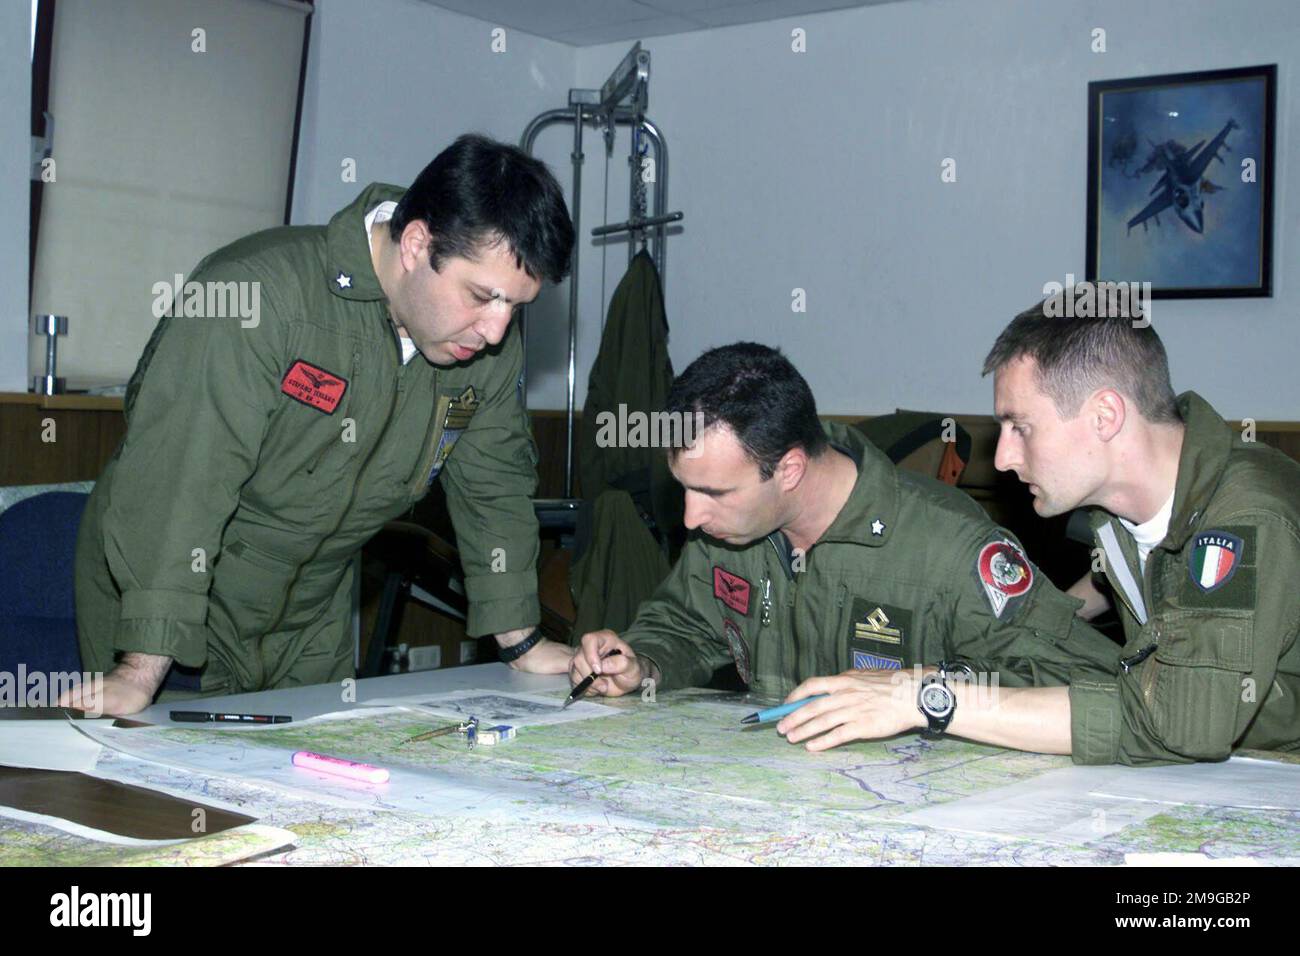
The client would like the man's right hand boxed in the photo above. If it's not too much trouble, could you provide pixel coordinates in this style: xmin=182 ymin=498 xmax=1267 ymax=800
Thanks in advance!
xmin=568 ymin=630 xmax=645 ymax=698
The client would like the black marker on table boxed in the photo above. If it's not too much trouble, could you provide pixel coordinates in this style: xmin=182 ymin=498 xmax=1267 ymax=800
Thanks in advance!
xmin=563 ymin=649 xmax=623 ymax=708
xmin=170 ymin=711 xmax=292 ymax=724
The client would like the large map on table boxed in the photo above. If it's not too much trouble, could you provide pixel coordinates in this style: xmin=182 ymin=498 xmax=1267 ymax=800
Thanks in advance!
xmin=38 ymin=690 xmax=1300 ymax=866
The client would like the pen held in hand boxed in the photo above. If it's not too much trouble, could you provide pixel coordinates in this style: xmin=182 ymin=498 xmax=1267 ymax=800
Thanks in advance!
xmin=564 ymin=648 xmax=623 ymax=708
xmin=740 ymin=694 xmax=829 ymax=725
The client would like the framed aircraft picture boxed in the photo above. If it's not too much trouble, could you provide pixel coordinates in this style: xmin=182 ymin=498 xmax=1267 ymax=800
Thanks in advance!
xmin=1086 ymin=65 xmax=1275 ymax=298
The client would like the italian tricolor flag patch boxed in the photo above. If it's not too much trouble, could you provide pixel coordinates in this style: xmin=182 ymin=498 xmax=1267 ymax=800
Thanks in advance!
xmin=1188 ymin=531 xmax=1244 ymax=593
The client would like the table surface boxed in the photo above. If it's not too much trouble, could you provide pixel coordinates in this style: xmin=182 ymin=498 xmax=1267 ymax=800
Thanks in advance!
xmin=2 ymin=664 xmax=1295 ymax=867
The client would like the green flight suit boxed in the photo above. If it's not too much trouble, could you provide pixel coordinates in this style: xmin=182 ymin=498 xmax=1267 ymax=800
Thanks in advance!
xmin=1069 ymin=392 xmax=1300 ymax=765
xmin=622 ymin=422 xmax=1118 ymax=700
xmin=74 ymin=183 xmax=540 ymax=695
xmin=578 ymin=249 xmax=682 ymax=538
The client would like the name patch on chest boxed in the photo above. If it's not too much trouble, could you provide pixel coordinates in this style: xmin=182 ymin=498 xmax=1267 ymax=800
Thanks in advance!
xmin=281 ymin=359 xmax=348 ymax=414
xmin=713 ymin=566 xmax=752 ymax=615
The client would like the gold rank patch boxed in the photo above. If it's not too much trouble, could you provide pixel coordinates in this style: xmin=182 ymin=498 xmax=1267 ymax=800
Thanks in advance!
xmin=855 ymin=605 xmax=903 ymax=645
xmin=425 ymin=385 xmax=479 ymax=484
xmin=444 ymin=385 xmax=479 ymax=430
xmin=848 ymin=598 xmax=912 ymax=671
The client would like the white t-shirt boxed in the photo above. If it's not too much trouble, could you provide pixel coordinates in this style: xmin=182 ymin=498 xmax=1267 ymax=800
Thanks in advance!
xmin=1119 ymin=489 xmax=1176 ymax=575
xmin=364 ymin=201 xmax=418 ymax=365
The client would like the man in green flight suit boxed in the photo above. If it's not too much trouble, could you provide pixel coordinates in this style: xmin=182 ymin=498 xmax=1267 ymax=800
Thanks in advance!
xmin=64 ymin=135 xmax=577 ymax=716
xmin=570 ymin=343 xmax=1119 ymax=737
xmin=779 ymin=304 xmax=1299 ymax=764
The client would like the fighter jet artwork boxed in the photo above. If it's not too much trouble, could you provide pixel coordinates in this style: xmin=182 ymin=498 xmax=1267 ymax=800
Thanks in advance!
xmin=1126 ymin=119 xmax=1237 ymax=235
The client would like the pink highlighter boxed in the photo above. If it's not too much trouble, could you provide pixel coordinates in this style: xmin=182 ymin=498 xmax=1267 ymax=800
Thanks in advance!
xmin=292 ymin=750 xmax=390 ymax=784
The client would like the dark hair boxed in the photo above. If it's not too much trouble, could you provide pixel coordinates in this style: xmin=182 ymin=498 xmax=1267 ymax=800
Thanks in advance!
xmin=667 ymin=343 xmax=828 ymax=480
xmin=982 ymin=297 xmax=1181 ymax=424
xmin=389 ymin=133 xmax=574 ymax=284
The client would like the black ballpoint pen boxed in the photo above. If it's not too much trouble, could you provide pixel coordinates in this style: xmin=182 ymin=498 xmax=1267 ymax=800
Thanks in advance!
xmin=563 ymin=649 xmax=623 ymax=708
xmin=170 ymin=711 xmax=292 ymax=723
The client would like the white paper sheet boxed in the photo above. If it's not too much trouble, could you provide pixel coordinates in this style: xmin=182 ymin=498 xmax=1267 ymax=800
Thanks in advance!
xmin=0 ymin=718 xmax=104 ymax=772
xmin=359 ymin=689 xmax=624 ymax=727
xmin=899 ymin=756 xmax=1300 ymax=845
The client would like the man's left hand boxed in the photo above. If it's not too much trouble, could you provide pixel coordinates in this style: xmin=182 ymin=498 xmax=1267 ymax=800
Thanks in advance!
xmin=777 ymin=669 xmax=925 ymax=752
xmin=496 ymin=628 xmax=575 ymax=674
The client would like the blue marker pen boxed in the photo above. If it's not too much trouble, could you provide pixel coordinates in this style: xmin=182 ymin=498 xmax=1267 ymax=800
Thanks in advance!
xmin=741 ymin=694 xmax=829 ymax=725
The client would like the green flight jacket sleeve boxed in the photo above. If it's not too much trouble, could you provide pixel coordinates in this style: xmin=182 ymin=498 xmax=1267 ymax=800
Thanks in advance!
xmin=100 ymin=257 xmax=287 ymax=667
xmin=620 ymin=540 xmax=733 ymax=692
xmin=1070 ymin=512 xmax=1300 ymax=765
xmin=439 ymin=325 xmax=541 ymax=637
xmin=944 ymin=525 xmax=1120 ymax=689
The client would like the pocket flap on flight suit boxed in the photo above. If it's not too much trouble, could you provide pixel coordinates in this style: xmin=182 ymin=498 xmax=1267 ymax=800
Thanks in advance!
xmin=1015 ymin=587 xmax=1078 ymax=644
xmin=1146 ymin=611 xmax=1253 ymax=760
xmin=1152 ymin=609 xmax=1252 ymax=671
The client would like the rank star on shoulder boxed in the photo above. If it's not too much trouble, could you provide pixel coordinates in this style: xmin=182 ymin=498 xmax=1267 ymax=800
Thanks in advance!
xmin=871 ymin=519 xmax=886 ymax=536
xmin=335 ymin=271 xmax=352 ymax=289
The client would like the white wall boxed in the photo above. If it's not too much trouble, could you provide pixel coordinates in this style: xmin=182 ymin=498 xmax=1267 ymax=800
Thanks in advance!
xmin=0 ymin=1 xmax=32 ymax=392
xmin=291 ymin=0 xmax=578 ymax=408
xmin=575 ymin=0 xmax=1299 ymax=419
xmin=7 ymin=0 xmax=1296 ymax=418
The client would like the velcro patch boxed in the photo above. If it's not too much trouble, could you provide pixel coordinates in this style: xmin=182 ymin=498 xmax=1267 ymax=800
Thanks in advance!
xmin=975 ymin=538 xmax=1034 ymax=618
xmin=1188 ymin=530 xmax=1244 ymax=593
xmin=426 ymin=385 xmax=480 ymax=484
xmin=1178 ymin=525 xmax=1257 ymax=609
xmin=722 ymin=618 xmax=752 ymax=685
xmin=281 ymin=359 xmax=347 ymax=414
xmin=713 ymin=566 xmax=751 ymax=615
xmin=852 ymin=650 xmax=902 ymax=671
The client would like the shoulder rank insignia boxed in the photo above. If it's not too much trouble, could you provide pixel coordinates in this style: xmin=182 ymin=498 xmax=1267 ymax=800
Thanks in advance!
xmin=713 ymin=566 xmax=751 ymax=615
xmin=976 ymin=538 xmax=1034 ymax=618
xmin=281 ymin=359 xmax=348 ymax=414
xmin=426 ymin=385 xmax=479 ymax=483
xmin=1188 ymin=530 xmax=1243 ymax=593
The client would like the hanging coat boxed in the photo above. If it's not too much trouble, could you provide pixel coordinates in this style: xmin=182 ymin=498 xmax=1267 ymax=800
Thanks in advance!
xmin=577 ymin=249 xmax=682 ymax=542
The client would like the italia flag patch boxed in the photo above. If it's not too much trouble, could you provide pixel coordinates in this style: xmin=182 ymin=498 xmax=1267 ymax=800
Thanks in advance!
xmin=1189 ymin=531 xmax=1243 ymax=593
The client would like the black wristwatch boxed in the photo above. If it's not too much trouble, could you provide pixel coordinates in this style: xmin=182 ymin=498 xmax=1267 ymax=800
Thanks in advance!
xmin=917 ymin=661 xmax=973 ymax=739
xmin=497 ymin=628 xmax=543 ymax=663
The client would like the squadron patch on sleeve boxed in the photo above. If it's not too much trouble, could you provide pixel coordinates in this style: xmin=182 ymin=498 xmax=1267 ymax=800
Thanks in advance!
xmin=1188 ymin=530 xmax=1244 ymax=594
xmin=722 ymin=618 xmax=752 ymax=685
xmin=975 ymin=538 xmax=1034 ymax=618
xmin=713 ymin=566 xmax=752 ymax=615
xmin=281 ymin=359 xmax=347 ymax=414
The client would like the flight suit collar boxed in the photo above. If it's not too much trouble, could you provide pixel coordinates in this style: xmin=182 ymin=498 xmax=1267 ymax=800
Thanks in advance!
xmin=1162 ymin=391 xmax=1233 ymax=551
xmin=811 ymin=420 xmax=899 ymax=548
xmin=1087 ymin=392 xmax=1232 ymax=547
xmin=324 ymin=182 xmax=406 ymax=303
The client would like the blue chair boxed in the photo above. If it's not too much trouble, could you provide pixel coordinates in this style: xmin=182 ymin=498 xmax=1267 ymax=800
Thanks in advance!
xmin=0 ymin=486 xmax=202 ymax=695
xmin=0 ymin=490 xmax=89 ymax=679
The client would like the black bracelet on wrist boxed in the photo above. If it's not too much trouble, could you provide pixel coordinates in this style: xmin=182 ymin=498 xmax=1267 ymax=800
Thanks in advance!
xmin=497 ymin=628 xmax=543 ymax=663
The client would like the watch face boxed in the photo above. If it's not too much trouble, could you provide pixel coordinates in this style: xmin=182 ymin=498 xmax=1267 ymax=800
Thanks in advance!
xmin=921 ymin=684 xmax=954 ymax=718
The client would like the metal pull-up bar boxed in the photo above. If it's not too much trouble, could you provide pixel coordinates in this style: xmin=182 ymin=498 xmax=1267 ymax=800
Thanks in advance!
xmin=517 ymin=43 xmax=683 ymax=499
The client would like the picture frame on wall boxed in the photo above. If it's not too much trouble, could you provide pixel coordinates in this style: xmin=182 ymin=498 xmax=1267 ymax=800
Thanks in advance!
xmin=1086 ymin=64 xmax=1276 ymax=298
